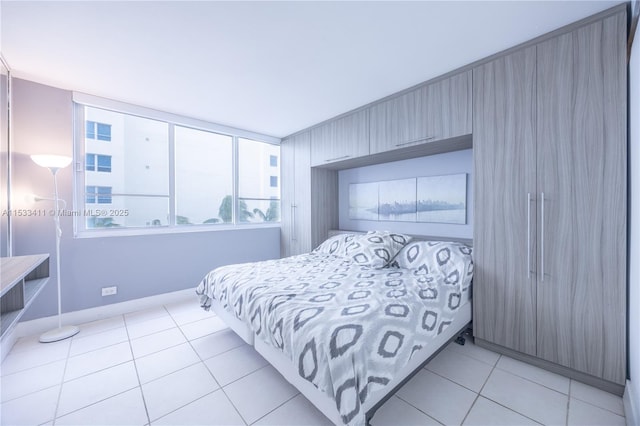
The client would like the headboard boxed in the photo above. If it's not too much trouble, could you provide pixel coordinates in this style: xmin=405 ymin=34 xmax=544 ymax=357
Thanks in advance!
xmin=327 ymin=229 xmax=472 ymax=246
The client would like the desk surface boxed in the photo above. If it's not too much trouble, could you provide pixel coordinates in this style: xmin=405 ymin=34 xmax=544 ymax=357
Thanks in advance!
xmin=0 ymin=255 xmax=50 ymax=296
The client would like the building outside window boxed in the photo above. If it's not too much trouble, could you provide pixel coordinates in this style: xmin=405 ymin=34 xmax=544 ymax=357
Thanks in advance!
xmin=82 ymin=107 xmax=169 ymax=229
xmin=175 ymin=126 xmax=232 ymax=225
xmin=238 ymin=138 xmax=281 ymax=223
xmin=76 ymin=101 xmax=280 ymax=233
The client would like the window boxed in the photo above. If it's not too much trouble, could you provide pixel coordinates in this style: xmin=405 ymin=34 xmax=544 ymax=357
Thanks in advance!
xmin=75 ymin=97 xmax=280 ymax=234
xmin=238 ymin=138 xmax=281 ymax=223
xmin=86 ymin=153 xmax=95 ymax=171
xmin=85 ymin=121 xmax=95 ymax=139
xmin=82 ymin=106 xmax=169 ymax=229
xmin=175 ymin=126 xmax=232 ymax=225
xmin=86 ymin=186 xmax=112 ymax=204
xmin=85 ymin=154 xmax=111 ymax=172
xmin=97 ymin=155 xmax=111 ymax=172
xmin=86 ymin=121 xmax=111 ymax=141
xmin=97 ymin=123 xmax=111 ymax=141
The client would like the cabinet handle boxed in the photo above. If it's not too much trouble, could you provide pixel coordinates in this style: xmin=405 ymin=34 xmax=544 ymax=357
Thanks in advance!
xmin=527 ymin=193 xmax=532 ymax=279
xmin=325 ymin=155 xmax=350 ymax=162
xmin=291 ymin=204 xmax=297 ymax=241
xmin=540 ymin=192 xmax=545 ymax=282
xmin=395 ymin=136 xmax=436 ymax=147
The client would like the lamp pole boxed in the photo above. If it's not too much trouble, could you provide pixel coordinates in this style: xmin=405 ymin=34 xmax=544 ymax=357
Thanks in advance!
xmin=31 ymin=154 xmax=79 ymax=342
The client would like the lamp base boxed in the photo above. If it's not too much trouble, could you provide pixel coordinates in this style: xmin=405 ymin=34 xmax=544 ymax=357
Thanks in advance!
xmin=39 ymin=325 xmax=80 ymax=343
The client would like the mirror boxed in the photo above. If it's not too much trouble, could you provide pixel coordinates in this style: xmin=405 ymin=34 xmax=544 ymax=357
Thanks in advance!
xmin=0 ymin=55 xmax=11 ymax=257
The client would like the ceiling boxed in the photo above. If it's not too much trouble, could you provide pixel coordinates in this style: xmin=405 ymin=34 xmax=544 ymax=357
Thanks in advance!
xmin=0 ymin=0 xmax=624 ymax=138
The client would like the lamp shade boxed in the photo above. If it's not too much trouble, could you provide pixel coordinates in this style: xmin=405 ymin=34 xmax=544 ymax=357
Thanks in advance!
xmin=31 ymin=155 xmax=72 ymax=170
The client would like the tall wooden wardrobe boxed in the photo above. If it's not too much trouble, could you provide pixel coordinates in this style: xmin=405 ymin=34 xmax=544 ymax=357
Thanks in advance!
xmin=473 ymin=9 xmax=627 ymax=389
xmin=280 ymin=132 xmax=338 ymax=257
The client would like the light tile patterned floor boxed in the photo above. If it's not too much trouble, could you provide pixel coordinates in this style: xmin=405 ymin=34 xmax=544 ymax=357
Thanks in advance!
xmin=0 ymin=298 xmax=627 ymax=425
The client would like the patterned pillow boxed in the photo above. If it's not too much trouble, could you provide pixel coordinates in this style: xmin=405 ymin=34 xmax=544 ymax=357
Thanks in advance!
xmin=391 ymin=241 xmax=473 ymax=291
xmin=313 ymin=233 xmax=360 ymax=256
xmin=345 ymin=231 xmax=412 ymax=268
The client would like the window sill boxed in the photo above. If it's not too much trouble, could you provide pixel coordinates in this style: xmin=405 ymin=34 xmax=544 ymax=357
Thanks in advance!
xmin=74 ymin=223 xmax=281 ymax=239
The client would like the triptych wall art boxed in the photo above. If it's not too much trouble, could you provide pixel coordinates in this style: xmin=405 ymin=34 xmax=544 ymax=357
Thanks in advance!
xmin=348 ymin=173 xmax=467 ymax=224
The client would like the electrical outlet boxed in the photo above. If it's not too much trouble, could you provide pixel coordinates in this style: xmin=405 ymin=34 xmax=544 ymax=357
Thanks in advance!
xmin=101 ymin=286 xmax=117 ymax=296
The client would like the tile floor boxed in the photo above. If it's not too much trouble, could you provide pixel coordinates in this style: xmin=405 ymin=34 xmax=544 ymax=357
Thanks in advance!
xmin=0 ymin=298 xmax=627 ymax=426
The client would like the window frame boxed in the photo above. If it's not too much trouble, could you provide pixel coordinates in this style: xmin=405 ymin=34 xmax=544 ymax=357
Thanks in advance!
xmin=73 ymin=93 xmax=281 ymax=237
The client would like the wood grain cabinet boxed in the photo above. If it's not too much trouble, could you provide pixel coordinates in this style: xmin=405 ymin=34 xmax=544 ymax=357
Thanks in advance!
xmin=472 ymin=46 xmax=538 ymax=357
xmin=473 ymin=11 xmax=627 ymax=386
xmin=280 ymin=133 xmax=312 ymax=257
xmin=535 ymin=11 xmax=627 ymax=384
xmin=281 ymin=133 xmax=338 ymax=257
xmin=310 ymin=110 xmax=369 ymax=167
xmin=369 ymin=70 xmax=472 ymax=154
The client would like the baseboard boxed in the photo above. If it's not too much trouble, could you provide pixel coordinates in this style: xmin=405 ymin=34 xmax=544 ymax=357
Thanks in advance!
xmin=624 ymin=380 xmax=639 ymax=426
xmin=475 ymin=338 xmax=625 ymax=396
xmin=10 ymin=288 xmax=195 ymax=341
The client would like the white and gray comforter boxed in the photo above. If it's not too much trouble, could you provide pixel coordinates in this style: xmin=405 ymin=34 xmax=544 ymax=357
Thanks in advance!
xmin=196 ymin=253 xmax=468 ymax=426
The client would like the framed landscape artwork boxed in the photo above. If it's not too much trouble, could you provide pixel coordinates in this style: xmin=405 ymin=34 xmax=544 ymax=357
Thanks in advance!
xmin=348 ymin=173 xmax=467 ymax=224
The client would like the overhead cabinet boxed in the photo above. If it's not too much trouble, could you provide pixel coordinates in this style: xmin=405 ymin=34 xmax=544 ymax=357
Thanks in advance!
xmin=473 ymin=10 xmax=627 ymax=386
xmin=310 ymin=110 xmax=369 ymax=167
xmin=369 ymin=70 xmax=472 ymax=154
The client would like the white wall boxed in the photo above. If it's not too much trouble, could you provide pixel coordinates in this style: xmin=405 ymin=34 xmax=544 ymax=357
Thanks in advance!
xmin=10 ymin=78 xmax=280 ymax=321
xmin=626 ymin=14 xmax=640 ymax=424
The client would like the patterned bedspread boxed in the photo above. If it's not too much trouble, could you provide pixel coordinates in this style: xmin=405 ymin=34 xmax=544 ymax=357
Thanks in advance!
xmin=196 ymin=252 xmax=468 ymax=426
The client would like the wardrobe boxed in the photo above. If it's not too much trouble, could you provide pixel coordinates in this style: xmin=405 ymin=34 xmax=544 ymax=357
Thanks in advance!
xmin=473 ymin=10 xmax=627 ymax=388
xmin=280 ymin=132 xmax=338 ymax=257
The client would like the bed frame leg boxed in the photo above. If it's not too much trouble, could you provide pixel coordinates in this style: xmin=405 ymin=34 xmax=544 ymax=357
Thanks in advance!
xmin=454 ymin=324 xmax=473 ymax=346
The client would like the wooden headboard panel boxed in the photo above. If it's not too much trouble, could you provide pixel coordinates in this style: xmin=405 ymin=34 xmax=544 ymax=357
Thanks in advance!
xmin=327 ymin=229 xmax=472 ymax=246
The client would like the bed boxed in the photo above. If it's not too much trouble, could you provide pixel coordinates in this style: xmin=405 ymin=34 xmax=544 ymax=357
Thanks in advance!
xmin=196 ymin=230 xmax=473 ymax=426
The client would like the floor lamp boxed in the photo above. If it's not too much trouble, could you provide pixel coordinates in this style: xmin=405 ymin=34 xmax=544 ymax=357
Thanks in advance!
xmin=31 ymin=154 xmax=80 ymax=343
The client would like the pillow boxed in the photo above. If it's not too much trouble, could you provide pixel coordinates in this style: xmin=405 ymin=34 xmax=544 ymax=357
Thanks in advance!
xmin=345 ymin=230 xmax=412 ymax=268
xmin=313 ymin=233 xmax=360 ymax=256
xmin=392 ymin=241 xmax=473 ymax=291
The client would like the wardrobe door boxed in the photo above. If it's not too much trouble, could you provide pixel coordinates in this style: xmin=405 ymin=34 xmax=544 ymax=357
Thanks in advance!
xmin=310 ymin=110 xmax=368 ymax=167
xmin=293 ymin=133 xmax=312 ymax=254
xmin=425 ymin=70 xmax=472 ymax=141
xmin=280 ymin=132 xmax=312 ymax=257
xmin=472 ymin=46 xmax=537 ymax=355
xmin=536 ymin=12 xmax=626 ymax=384
xmin=369 ymin=70 xmax=472 ymax=155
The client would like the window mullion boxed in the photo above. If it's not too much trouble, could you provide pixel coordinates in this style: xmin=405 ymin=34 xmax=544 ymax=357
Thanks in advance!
xmin=168 ymin=123 xmax=176 ymax=227
xmin=232 ymin=136 xmax=239 ymax=225
xmin=74 ymin=103 xmax=86 ymax=235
